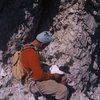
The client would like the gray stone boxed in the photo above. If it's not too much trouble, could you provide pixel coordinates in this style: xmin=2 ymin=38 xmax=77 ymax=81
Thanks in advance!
xmin=0 ymin=0 xmax=100 ymax=100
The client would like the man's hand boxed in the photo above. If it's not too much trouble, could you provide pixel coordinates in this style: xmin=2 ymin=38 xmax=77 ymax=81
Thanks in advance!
xmin=53 ymin=73 xmax=64 ymax=82
xmin=54 ymin=73 xmax=61 ymax=79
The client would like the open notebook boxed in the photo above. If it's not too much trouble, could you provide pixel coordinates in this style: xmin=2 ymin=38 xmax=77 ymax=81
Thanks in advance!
xmin=49 ymin=65 xmax=64 ymax=75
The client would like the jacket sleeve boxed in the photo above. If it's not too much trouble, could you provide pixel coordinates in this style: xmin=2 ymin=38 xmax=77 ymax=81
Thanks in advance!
xmin=27 ymin=49 xmax=54 ymax=81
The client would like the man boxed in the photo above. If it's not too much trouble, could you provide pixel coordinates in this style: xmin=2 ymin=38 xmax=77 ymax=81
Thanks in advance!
xmin=20 ymin=31 xmax=69 ymax=100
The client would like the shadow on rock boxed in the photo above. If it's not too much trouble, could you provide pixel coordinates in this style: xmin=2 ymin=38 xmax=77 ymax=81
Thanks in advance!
xmin=0 ymin=0 xmax=36 ymax=51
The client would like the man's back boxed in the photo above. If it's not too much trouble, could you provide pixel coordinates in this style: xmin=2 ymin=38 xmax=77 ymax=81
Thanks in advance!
xmin=20 ymin=47 xmax=54 ymax=81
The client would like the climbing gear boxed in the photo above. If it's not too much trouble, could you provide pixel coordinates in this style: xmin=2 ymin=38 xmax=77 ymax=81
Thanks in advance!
xmin=36 ymin=31 xmax=53 ymax=43
xmin=11 ymin=51 xmax=25 ymax=80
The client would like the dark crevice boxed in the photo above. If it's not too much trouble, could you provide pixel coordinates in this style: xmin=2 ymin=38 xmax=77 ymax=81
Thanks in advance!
xmin=0 ymin=0 xmax=35 ymax=51
xmin=85 ymin=0 xmax=100 ymax=91
xmin=36 ymin=0 xmax=60 ymax=33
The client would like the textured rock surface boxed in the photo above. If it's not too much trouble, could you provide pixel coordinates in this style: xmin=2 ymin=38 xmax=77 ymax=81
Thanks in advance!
xmin=0 ymin=0 xmax=100 ymax=100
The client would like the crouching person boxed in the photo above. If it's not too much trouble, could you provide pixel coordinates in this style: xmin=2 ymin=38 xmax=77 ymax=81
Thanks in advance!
xmin=20 ymin=31 xmax=69 ymax=100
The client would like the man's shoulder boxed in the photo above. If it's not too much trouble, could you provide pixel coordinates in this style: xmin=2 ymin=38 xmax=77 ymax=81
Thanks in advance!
xmin=21 ymin=48 xmax=37 ymax=55
xmin=22 ymin=44 xmax=39 ymax=52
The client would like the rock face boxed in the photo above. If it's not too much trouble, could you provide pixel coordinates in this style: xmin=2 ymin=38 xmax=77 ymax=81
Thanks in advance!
xmin=0 ymin=0 xmax=100 ymax=100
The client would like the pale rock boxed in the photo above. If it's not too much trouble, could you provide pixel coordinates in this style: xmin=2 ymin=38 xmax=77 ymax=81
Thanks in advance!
xmin=0 ymin=0 xmax=100 ymax=100
xmin=0 ymin=68 xmax=6 ymax=77
xmin=80 ymin=93 xmax=89 ymax=100
xmin=29 ymin=95 xmax=35 ymax=100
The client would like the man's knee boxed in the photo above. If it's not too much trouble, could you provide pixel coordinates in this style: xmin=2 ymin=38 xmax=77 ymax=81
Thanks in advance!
xmin=63 ymin=86 xmax=69 ymax=99
xmin=56 ymin=84 xmax=69 ymax=100
xmin=61 ymin=85 xmax=69 ymax=97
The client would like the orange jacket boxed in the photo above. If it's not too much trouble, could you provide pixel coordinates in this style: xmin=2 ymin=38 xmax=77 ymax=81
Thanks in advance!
xmin=20 ymin=47 xmax=54 ymax=81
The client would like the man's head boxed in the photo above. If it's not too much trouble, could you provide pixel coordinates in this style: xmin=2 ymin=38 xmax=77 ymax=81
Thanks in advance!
xmin=36 ymin=31 xmax=53 ymax=43
xmin=32 ymin=31 xmax=53 ymax=48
